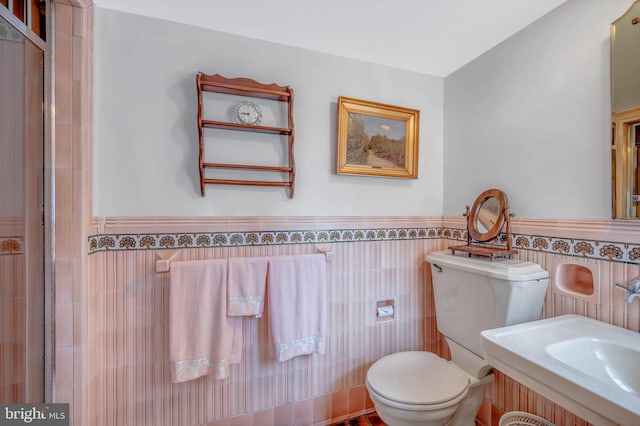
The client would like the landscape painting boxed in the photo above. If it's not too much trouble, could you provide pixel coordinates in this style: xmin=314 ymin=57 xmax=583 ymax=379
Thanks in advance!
xmin=336 ymin=96 xmax=419 ymax=179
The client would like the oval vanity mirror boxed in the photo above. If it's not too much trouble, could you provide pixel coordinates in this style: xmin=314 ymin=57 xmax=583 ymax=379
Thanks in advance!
xmin=449 ymin=189 xmax=517 ymax=260
xmin=468 ymin=190 xmax=505 ymax=242
xmin=611 ymin=0 xmax=640 ymax=218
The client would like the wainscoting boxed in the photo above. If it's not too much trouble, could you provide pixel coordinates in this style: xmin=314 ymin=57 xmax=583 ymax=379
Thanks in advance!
xmin=84 ymin=217 xmax=445 ymax=425
xmin=77 ymin=216 xmax=640 ymax=425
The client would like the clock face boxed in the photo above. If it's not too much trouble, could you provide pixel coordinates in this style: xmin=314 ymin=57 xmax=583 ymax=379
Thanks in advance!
xmin=233 ymin=101 xmax=262 ymax=125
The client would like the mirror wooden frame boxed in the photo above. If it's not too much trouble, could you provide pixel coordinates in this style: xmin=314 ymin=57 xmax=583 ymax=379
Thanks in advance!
xmin=449 ymin=188 xmax=517 ymax=260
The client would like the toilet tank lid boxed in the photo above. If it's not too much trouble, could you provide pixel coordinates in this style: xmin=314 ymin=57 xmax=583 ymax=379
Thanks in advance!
xmin=425 ymin=250 xmax=549 ymax=282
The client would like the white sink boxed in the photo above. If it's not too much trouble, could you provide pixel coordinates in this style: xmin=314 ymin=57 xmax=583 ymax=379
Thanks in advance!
xmin=480 ymin=314 xmax=640 ymax=426
xmin=547 ymin=337 xmax=640 ymax=395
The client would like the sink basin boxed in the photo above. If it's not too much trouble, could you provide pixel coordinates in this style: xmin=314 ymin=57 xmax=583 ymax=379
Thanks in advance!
xmin=547 ymin=337 xmax=640 ymax=395
xmin=480 ymin=314 xmax=640 ymax=426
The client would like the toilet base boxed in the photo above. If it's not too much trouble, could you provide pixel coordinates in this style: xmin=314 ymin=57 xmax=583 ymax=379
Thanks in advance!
xmin=449 ymin=369 xmax=494 ymax=426
xmin=369 ymin=393 xmax=460 ymax=426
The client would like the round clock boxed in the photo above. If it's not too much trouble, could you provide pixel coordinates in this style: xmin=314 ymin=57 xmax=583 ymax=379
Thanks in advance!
xmin=232 ymin=100 xmax=262 ymax=125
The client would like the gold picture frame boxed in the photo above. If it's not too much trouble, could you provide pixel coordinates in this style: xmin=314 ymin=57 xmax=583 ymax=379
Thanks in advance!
xmin=336 ymin=96 xmax=419 ymax=179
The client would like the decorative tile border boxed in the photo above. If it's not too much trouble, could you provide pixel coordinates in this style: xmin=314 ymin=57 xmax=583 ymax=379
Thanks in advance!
xmin=0 ymin=236 xmax=24 ymax=256
xmin=88 ymin=226 xmax=442 ymax=254
xmin=444 ymin=228 xmax=639 ymax=263
xmin=88 ymin=226 xmax=640 ymax=264
xmin=510 ymin=234 xmax=636 ymax=263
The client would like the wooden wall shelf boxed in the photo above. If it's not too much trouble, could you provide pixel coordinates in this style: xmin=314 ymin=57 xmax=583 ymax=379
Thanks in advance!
xmin=196 ymin=72 xmax=296 ymax=197
xmin=201 ymin=119 xmax=292 ymax=135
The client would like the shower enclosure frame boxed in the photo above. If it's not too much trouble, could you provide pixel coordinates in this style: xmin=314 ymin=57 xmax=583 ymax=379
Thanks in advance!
xmin=0 ymin=1 xmax=54 ymax=403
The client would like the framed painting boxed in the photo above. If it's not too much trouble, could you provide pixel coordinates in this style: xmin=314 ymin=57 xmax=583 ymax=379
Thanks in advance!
xmin=336 ymin=96 xmax=419 ymax=178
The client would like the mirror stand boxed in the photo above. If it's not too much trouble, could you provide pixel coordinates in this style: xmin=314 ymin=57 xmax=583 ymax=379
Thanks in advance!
xmin=449 ymin=188 xmax=518 ymax=261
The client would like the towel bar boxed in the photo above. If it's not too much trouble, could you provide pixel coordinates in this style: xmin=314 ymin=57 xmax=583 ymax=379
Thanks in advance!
xmin=155 ymin=250 xmax=181 ymax=272
xmin=156 ymin=247 xmax=333 ymax=272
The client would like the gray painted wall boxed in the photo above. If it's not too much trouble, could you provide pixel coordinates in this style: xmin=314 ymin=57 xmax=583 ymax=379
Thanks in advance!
xmin=444 ymin=0 xmax=630 ymax=220
xmin=95 ymin=1 xmax=632 ymax=220
xmin=93 ymin=9 xmax=443 ymax=217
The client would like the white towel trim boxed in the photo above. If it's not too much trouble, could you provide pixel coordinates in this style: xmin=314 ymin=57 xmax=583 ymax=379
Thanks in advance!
xmin=170 ymin=356 xmax=231 ymax=383
xmin=227 ymin=295 xmax=264 ymax=317
xmin=275 ymin=335 xmax=327 ymax=362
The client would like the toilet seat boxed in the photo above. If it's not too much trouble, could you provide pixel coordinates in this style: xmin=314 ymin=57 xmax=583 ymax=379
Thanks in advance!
xmin=366 ymin=351 xmax=470 ymax=409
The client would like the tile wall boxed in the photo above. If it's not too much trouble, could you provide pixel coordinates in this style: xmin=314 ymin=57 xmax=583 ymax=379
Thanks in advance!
xmin=51 ymin=0 xmax=93 ymax=424
xmin=85 ymin=217 xmax=445 ymax=426
xmin=80 ymin=216 xmax=640 ymax=426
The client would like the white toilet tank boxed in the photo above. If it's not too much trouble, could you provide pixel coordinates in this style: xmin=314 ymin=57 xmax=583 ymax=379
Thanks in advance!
xmin=425 ymin=250 xmax=549 ymax=360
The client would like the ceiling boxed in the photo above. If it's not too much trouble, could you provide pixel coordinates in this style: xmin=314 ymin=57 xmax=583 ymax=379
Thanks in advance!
xmin=92 ymin=0 xmax=569 ymax=77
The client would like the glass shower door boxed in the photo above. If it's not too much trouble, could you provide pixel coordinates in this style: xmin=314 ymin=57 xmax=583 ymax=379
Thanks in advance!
xmin=0 ymin=14 xmax=44 ymax=403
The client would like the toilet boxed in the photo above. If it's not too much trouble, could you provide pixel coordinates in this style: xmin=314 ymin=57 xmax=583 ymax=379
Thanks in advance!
xmin=366 ymin=250 xmax=549 ymax=426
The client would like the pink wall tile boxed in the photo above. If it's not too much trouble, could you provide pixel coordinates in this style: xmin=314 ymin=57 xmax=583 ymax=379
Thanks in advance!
xmin=274 ymin=403 xmax=295 ymax=426
xmin=55 ymin=123 xmax=73 ymax=170
xmin=313 ymin=394 xmax=331 ymax=424
xmin=55 ymin=346 xmax=74 ymax=396
xmin=55 ymin=1 xmax=74 ymax=34
xmin=491 ymin=403 xmax=505 ymax=426
xmin=55 ymin=32 xmax=73 ymax=81
xmin=55 ymin=302 xmax=74 ymax=348
xmin=252 ymin=408 xmax=274 ymax=426
xmin=81 ymin=232 xmax=441 ymax=425
xmin=331 ymin=389 xmax=350 ymax=421
xmin=50 ymin=2 xmax=93 ymax=425
xmin=349 ymin=385 xmax=366 ymax=415
xmin=54 ymin=79 xmax=73 ymax=125
xmin=476 ymin=399 xmax=491 ymax=426
xmin=80 ymin=217 xmax=640 ymax=426
xmin=294 ymin=399 xmax=314 ymax=426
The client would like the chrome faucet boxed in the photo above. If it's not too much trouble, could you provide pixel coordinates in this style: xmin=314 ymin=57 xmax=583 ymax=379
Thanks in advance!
xmin=615 ymin=277 xmax=640 ymax=303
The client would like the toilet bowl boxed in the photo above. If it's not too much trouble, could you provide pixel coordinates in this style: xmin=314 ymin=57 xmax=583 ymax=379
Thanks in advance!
xmin=366 ymin=351 xmax=492 ymax=426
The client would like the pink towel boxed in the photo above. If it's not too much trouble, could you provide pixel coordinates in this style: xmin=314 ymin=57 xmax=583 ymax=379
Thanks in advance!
xmin=227 ymin=256 xmax=269 ymax=317
xmin=169 ymin=259 xmax=242 ymax=383
xmin=267 ymin=253 xmax=327 ymax=362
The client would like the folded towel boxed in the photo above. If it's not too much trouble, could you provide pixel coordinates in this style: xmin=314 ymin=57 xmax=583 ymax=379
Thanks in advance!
xmin=267 ymin=253 xmax=327 ymax=362
xmin=227 ymin=256 xmax=269 ymax=317
xmin=169 ymin=259 xmax=242 ymax=383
